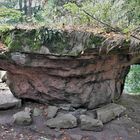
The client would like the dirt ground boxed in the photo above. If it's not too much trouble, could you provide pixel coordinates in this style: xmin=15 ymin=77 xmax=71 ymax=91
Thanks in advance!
xmin=0 ymin=88 xmax=140 ymax=140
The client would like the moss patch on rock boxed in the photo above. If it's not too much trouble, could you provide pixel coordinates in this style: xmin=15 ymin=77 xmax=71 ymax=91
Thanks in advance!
xmin=0 ymin=25 xmax=136 ymax=56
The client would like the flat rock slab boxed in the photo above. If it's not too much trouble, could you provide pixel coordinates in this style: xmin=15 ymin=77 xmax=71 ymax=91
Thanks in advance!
xmin=97 ymin=103 xmax=126 ymax=123
xmin=0 ymin=90 xmax=21 ymax=109
xmin=46 ymin=114 xmax=77 ymax=129
xmin=80 ymin=115 xmax=103 ymax=131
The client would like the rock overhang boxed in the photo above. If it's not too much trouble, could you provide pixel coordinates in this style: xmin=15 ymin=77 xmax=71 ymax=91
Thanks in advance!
xmin=0 ymin=25 xmax=139 ymax=109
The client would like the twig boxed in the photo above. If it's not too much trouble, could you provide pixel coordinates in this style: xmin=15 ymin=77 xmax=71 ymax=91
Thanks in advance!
xmin=81 ymin=9 xmax=140 ymax=41
xmin=82 ymin=10 xmax=120 ymax=33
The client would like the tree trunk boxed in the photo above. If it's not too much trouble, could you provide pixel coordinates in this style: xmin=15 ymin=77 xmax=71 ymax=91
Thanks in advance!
xmin=19 ymin=0 xmax=23 ymax=11
xmin=24 ymin=0 xmax=27 ymax=15
xmin=28 ymin=0 xmax=32 ymax=17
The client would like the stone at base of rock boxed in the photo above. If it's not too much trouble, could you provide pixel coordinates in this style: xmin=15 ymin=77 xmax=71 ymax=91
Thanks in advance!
xmin=80 ymin=115 xmax=103 ymax=132
xmin=13 ymin=107 xmax=32 ymax=125
xmin=46 ymin=114 xmax=77 ymax=129
xmin=33 ymin=107 xmax=43 ymax=117
xmin=97 ymin=103 xmax=126 ymax=123
xmin=45 ymin=106 xmax=58 ymax=119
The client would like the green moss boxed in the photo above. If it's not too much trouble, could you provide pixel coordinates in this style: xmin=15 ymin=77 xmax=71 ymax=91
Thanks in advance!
xmin=44 ymin=30 xmax=70 ymax=54
xmin=1 ymin=28 xmax=43 ymax=52
xmin=0 ymin=26 xmax=109 ymax=55
xmin=86 ymin=35 xmax=105 ymax=49
xmin=9 ymin=40 xmax=23 ymax=52
xmin=1 ymin=26 xmax=132 ymax=56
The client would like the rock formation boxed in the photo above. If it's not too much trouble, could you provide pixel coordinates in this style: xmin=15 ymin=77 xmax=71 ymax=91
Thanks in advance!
xmin=0 ymin=26 xmax=139 ymax=109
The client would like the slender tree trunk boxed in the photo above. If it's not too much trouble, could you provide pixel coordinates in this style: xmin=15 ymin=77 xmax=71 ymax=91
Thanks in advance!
xmin=24 ymin=0 xmax=27 ymax=15
xmin=19 ymin=0 xmax=23 ymax=11
xmin=28 ymin=0 xmax=32 ymax=17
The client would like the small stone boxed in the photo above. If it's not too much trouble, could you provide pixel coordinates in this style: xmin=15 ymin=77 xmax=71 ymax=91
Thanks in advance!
xmin=24 ymin=107 xmax=32 ymax=113
xmin=46 ymin=114 xmax=77 ymax=129
xmin=38 ymin=137 xmax=51 ymax=140
xmin=97 ymin=103 xmax=126 ymax=123
xmin=13 ymin=108 xmax=32 ymax=125
xmin=80 ymin=115 xmax=103 ymax=131
xmin=19 ymin=134 xmax=24 ymax=138
xmin=33 ymin=107 xmax=42 ymax=117
xmin=46 ymin=106 xmax=58 ymax=119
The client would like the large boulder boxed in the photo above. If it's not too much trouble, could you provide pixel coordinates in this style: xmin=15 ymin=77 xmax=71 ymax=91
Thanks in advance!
xmin=5 ymin=52 xmax=129 ymax=109
xmin=0 ymin=26 xmax=139 ymax=109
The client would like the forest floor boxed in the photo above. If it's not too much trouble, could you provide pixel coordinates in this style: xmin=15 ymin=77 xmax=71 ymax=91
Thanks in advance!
xmin=0 ymin=83 xmax=140 ymax=140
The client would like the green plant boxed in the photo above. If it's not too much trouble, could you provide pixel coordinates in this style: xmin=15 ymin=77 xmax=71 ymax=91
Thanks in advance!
xmin=0 ymin=7 xmax=21 ymax=24
xmin=124 ymin=65 xmax=140 ymax=94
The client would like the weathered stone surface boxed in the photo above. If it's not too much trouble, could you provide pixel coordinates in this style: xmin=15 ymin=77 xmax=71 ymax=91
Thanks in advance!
xmin=0 ymin=90 xmax=21 ymax=109
xmin=46 ymin=106 xmax=58 ymax=119
xmin=79 ymin=115 xmax=103 ymax=131
xmin=46 ymin=114 xmax=77 ymax=129
xmin=97 ymin=103 xmax=126 ymax=123
xmin=13 ymin=107 xmax=32 ymax=125
xmin=0 ymin=53 xmax=130 ymax=109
